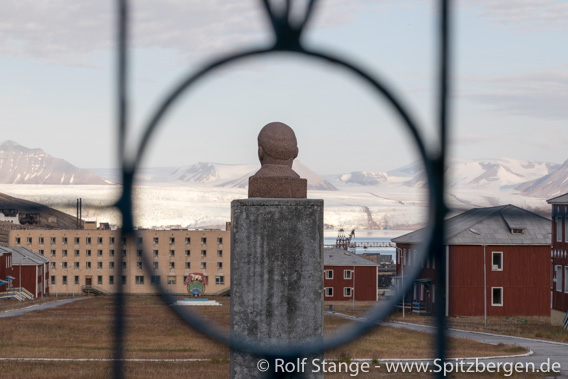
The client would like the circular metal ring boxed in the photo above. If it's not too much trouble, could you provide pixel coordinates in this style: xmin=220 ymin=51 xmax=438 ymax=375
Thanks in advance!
xmin=123 ymin=46 xmax=439 ymax=359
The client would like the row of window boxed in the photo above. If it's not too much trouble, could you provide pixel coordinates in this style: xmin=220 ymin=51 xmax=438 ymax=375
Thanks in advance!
xmin=324 ymin=270 xmax=353 ymax=280
xmin=396 ymin=249 xmax=504 ymax=271
xmin=324 ymin=287 xmax=353 ymax=297
xmin=50 ymin=275 xmax=225 ymax=286
xmin=49 ymin=261 xmax=222 ymax=270
xmin=397 ymin=249 xmax=437 ymax=269
xmin=554 ymin=265 xmax=568 ymax=293
xmin=38 ymin=249 xmax=223 ymax=258
xmin=15 ymin=236 xmax=222 ymax=246
xmin=555 ymin=216 xmax=568 ymax=243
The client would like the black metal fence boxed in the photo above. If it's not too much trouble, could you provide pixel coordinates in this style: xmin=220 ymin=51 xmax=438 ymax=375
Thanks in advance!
xmin=12 ymin=1 xmax=453 ymax=377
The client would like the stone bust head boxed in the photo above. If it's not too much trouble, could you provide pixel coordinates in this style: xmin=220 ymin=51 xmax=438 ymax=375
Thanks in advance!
xmin=254 ymin=122 xmax=300 ymax=178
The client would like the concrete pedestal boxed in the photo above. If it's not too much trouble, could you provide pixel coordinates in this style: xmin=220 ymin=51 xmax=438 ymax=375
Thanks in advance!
xmin=230 ymin=199 xmax=324 ymax=379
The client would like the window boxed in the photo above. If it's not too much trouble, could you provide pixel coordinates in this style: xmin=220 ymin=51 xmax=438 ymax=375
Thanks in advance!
xmin=110 ymin=237 xmax=115 ymax=245
xmin=216 ymin=276 xmax=224 ymax=285
xmin=121 ymin=262 xmax=126 ymax=270
xmin=50 ymin=262 xmax=56 ymax=269
xmin=217 ymin=250 xmax=223 ymax=257
xmin=27 ymin=237 xmax=32 ymax=244
xmin=217 ymin=237 xmax=223 ymax=244
xmin=185 ymin=237 xmax=190 ymax=244
xmin=491 ymin=287 xmax=503 ymax=306
xmin=201 ymin=237 xmax=206 ymax=244
xmin=565 ymin=266 xmax=568 ymax=294
xmin=169 ymin=262 xmax=175 ymax=270
xmin=492 ymin=252 xmax=503 ymax=271
xmin=511 ymin=228 xmax=524 ymax=234
xmin=151 ymin=276 xmax=160 ymax=285
xmin=62 ymin=237 xmax=68 ymax=245
xmin=153 ymin=237 xmax=159 ymax=244
xmin=39 ymin=237 xmax=44 ymax=244
xmin=169 ymin=237 xmax=175 ymax=244
xmin=74 ymin=237 xmax=80 ymax=244
xmin=217 ymin=262 xmax=223 ymax=269
xmin=74 ymin=250 xmax=80 ymax=257
xmin=153 ymin=262 xmax=158 ymax=270
xmin=137 ymin=262 xmax=142 ymax=269
xmin=109 ymin=262 xmax=115 ymax=269
xmin=97 ymin=262 xmax=103 ymax=269
xmin=74 ymin=262 xmax=80 ymax=269
xmin=62 ymin=262 xmax=68 ymax=269
xmin=325 ymin=270 xmax=333 ymax=279
xmin=86 ymin=262 xmax=91 ymax=269
xmin=86 ymin=250 xmax=91 ymax=257
xmin=110 ymin=249 xmax=115 ymax=257
xmin=344 ymin=287 xmax=352 ymax=297
xmin=344 ymin=270 xmax=353 ymax=279
xmin=137 ymin=250 xmax=142 ymax=257
xmin=201 ymin=250 xmax=207 ymax=257
xmin=185 ymin=262 xmax=191 ymax=269
xmin=557 ymin=216 xmax=562 ymax=242
xmin=556 ymin=265 xmax=562 ymax=292
xmin=325 ymin=287 xmax=333 ymax=297
xmin=51 ymin=237 xmax=56 ymax=244
xmin=109 ymin=276 xmax=114 ymax=285
xmin=121 ymin=276 xmax=127 ymax=285
xmin=565 ymin=216 xmax=568 ymax=242
xmin=97 ymin=250 xmax=103 ymax=257
xmin=138 ymin=237 xmax=143 ymax=245
xmin=167 ymin=276 xmax=176 ymax=285
xmin=185 ymin=250 xmax=191 ymax=257
xmin=74 ymin=276 xmax=79 ymax=285
xmin=49 ymin=249 xmax=55 ymax=257
xmin=169 ymin=250 xmax=175 ymax=257
xmin=201 ymin=262 xmax=206 ymax=269
xmin=86 ymin=237 xmax=91 ymax=245
xmin=97 ymin=237 xmax=103 ymax=244
xmin=121 ymin=250 xmax=127 ymax=257
xmin=51 ymin=276 xmax=56 ymax=285
xmin=15 ymin=237 xmax=21 ymax=244
xmin=62 ymin=249 xmax=68 ymax=257
xmin=135 ymin=276 xmax=144 ymax=285
xmin=62 ymin=276 xmax=67 ymax=285
xmin=39 ymin=249 xmax=44 ymax=256
xmin=153 ymin=250 xmax=158 ymax=257
xmin=121 ymin=237 xmax=127 ymax=245
xmin=97 ymin=276 xmax=103 ymax=285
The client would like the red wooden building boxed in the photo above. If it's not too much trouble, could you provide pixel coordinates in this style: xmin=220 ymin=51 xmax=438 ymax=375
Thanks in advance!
xmin=323 ymin=247 xmax=378 ymax=301
xmin=4 ymin=246 xmax=50 ymax=298
xmin=547 ymin=194 xmax=568 ymax=326
xmin=0 ymin=248 xmax=15 ymax=292
xmin=392 ymin=205 xmax=551 ymax=317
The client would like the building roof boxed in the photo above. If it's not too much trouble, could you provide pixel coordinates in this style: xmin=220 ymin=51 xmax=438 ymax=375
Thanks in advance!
xmin=547 ymin=193 xmax=568 ymax=204
xmin=392 ymin=204 xmax=551 ymax=246
xmin=0 ymin=246 xmax=49 ymax=265
xmin=324 ymin=248 xmax=378 ymax=266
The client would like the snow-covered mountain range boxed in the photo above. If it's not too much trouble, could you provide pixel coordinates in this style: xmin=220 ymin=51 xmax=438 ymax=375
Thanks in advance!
xmin=0 ymin=141 xmax=111 ymax=185
xmin=2 ymin=140 xmax=567 ymax=230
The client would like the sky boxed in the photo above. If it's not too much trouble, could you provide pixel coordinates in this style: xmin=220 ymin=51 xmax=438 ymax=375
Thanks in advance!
xmin=1 ymin=0 xmax=567 ymax=175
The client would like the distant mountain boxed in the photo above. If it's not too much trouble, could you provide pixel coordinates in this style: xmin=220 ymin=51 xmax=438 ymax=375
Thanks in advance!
xmin=517 ymin=159 xmax=568 ymax=198
xmin=0 ymin=141 xmax=112 ymax=185
xmin=172 ymin=161 xmax=337 ymax=191
xmin=402 ymin=158 xmax=558 ymax=190
xmin=336 ymin=171 xmax=389 ymax=186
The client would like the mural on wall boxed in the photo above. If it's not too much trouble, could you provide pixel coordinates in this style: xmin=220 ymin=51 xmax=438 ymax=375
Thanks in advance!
xmin=185 ymin=273 xmax=207 ymax=296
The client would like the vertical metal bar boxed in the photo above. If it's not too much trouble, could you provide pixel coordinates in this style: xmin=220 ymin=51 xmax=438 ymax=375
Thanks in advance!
xmin=114 ymin=0 xmax=129 ymax=378
xmin=435 ymin=0 xmax=451 ymax=375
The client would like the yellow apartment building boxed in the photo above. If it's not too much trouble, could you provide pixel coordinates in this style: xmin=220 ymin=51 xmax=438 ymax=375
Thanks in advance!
xmin=8 ymin=224 xmax=230 ymax=296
